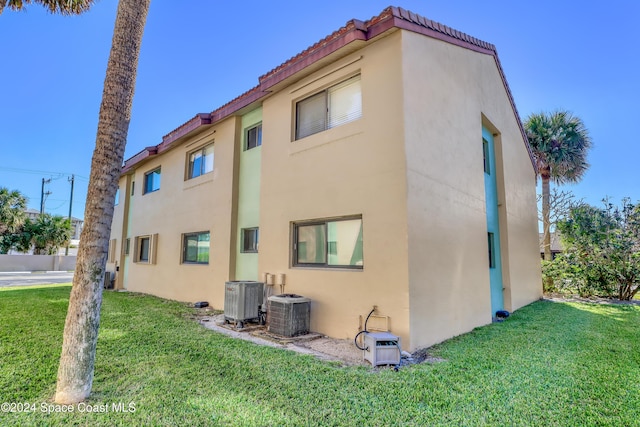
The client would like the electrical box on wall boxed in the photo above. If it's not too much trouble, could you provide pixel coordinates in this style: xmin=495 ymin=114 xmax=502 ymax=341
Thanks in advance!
xmin=363 ymin=331 xmax=401 ymax=366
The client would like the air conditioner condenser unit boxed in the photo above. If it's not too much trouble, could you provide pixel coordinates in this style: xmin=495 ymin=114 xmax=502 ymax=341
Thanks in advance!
xmin=224 ymin=281 xmax=264 ymax=327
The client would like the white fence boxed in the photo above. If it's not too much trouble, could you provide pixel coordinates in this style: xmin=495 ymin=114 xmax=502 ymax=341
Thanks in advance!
xmin=0 ymin=255 xmax=76 ymax=272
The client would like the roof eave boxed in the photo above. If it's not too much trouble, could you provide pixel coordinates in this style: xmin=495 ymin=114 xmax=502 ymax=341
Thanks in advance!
xmin=121 ymin=6 xmax=536 ymax=174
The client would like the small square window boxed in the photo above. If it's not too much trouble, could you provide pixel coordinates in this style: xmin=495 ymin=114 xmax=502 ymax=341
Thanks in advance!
xmin=188 ymin=144 xmax=214 ymax=180
xmin=245 ymin=124 xmax=262 ymax=151
xmin=183 ymin=231 xmax=210 ymax=264
xmin=241 ymin=228 xmax=259 ymax=253
xmin=143 ymin=167 xmax=161 ymax=194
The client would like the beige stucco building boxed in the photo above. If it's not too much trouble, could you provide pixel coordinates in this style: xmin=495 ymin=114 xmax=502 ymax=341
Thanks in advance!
xmin=108 ymin=7 xmax=542 ymax=351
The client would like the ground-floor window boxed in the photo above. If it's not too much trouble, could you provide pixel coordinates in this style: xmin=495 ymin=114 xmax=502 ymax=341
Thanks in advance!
xmin=241 ymin=227 xmax=259 ymax=253
xmin=292 ymin=216 xmax=363 ymax=269
xmin=133 ymin=234 xmax=157 ymax=264
xmin=183 ymin=231 xmax=210 ymax=264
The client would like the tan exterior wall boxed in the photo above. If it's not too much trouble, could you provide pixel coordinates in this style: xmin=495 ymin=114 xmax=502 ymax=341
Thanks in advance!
xmin=116 ymin=118 xmax=239 ymax=307
xmin=401 ymin=31 xmax=541 ymax=350
xmin=258 ymin=31 xmax=412 ymax=345
xmin=110 ymin=25 xmax=541 ymax=352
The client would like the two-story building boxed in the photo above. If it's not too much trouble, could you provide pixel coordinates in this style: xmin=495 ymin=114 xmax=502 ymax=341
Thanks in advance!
xmin=108 ymin=7 xmax=542 ymax=351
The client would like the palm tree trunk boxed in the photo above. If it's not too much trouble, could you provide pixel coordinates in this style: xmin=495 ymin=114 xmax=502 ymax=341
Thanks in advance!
xmin=55 ymin=0 xmax=150 ymax=404
xmin=541 ymin=167 xmax=553 ymax=292
xmin=541 ymin=170 xmax=552 ymax=262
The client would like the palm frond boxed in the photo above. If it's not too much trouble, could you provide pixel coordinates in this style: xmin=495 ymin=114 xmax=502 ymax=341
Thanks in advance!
xmin=1 ymin=0 xmax=94 ymax=15
xmin=524 ymin=110 xmax=592 ymax=185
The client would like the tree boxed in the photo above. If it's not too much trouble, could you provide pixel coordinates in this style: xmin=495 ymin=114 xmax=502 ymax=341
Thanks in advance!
xmin=55 ymin=0 xmax=150 ymax=404
xmin=0 ymin=0 xmax=93 ymax=15
xmin=0 ymin=187 xmax=27 ymax=254
xmin=537 ymin=188 xmax=581 ymax=234
xmin=0 ymin=187 xmax=27 ymax=235
xmin=525 ymin=111 xmax=592 ymax=263
xmin=27 ymin=214 xmax=72 ymax=255
xmin=557 ymin=198 xmax=640 ymax=300
xmin=1 ymin=214 xmax=71 ymax=254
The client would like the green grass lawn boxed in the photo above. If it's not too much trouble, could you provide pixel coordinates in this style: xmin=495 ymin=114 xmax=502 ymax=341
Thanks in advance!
xmin=1 ymin=286 xmax=639 ymax=426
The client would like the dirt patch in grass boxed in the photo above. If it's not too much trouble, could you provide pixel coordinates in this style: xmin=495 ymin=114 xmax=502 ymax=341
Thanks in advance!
xmin=410 ymin=347 xmax=447 ymax=364
xmin=196 ymin=311 xmax=444 ymax=368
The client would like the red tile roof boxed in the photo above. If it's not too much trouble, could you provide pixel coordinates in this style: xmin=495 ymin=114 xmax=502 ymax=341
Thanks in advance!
xmin=122 ymin=6 xmax=534 ymax=173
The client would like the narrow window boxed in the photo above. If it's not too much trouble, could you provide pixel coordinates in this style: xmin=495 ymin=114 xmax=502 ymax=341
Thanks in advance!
xmin=241 ymin=227 xmax=259 ymax=253
xmin=488 ymin=232 xmax=495 ymax=268
xmin=114 ymin=188 xmax=120 ymax=206
xmin=183 ymin=231 xmax=210 ymax=264
xmin=245 ymin=124 xmax=262 ymax=150
xmin=138 ymin=237 xmax=150 ymax=263
xmin=295 ymin=75 xmax=361 ymax=140
xmin=293 ymin=217 xmax=363 ymax=268
xmin=188 ymin=143 xmax=214 ymax=179
xmin=483 ymin=138 xmax=491 ymax=174
xmin=131 ymin=181 xmax=135 ymax=196
xmin=124 ymin=238 xmax=130 ymax=256
xmin=143 ymin=167 xmax=161 ymax=194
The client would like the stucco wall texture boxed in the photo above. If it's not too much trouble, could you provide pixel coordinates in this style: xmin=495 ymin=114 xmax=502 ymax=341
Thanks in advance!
xmin=108 ymin=24 xmax=541 ymax=351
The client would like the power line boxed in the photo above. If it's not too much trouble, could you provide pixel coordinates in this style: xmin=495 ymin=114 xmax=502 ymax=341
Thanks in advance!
xmin=0 ymin=166 xmax=89 ymax=181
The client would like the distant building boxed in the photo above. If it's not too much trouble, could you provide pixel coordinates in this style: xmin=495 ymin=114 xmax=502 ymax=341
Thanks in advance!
xmin=540 ymin=232 xmax=563 ymax=260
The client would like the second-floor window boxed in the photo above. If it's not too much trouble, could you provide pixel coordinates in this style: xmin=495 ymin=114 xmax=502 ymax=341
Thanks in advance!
xmin=144 ymin=167 xmax=161 ymax=194
xmin=188 ymin=143 xmax=214 ymax=179
xmin=295 ymin=75 xmax=362 ymax=140
xmin=245 ymin=124 xmax=262 ymax=150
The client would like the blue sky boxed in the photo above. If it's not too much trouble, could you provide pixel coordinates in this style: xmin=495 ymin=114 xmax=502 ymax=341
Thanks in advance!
xmin=1 ymin=1 xmax=638 ymax=218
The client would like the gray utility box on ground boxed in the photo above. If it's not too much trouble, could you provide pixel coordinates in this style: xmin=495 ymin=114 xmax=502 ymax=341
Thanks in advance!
xmin=224 ymin=281 xmax=264 ymax=326
xmin=267 ymin=294 xmax=310 ymax=337
xmin=363 ymin=332 xmax=401 ymax=366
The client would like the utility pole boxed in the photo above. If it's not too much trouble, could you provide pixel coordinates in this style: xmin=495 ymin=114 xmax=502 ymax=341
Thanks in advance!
xmin=40 ymin=178 xmax=52 ymax=215
xmin=65 ymin=175 xmax=75 ymax=256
